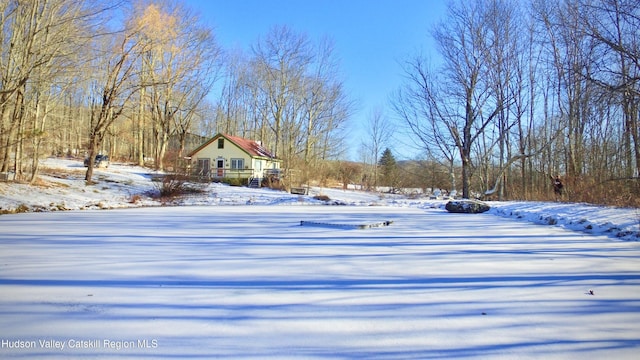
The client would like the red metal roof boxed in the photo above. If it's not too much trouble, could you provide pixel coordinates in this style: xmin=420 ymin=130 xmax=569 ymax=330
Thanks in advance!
xmin=224 ymin=134 xmax=277 ymax=159
xmin=188 ymin=133 xmax=278 ymax=160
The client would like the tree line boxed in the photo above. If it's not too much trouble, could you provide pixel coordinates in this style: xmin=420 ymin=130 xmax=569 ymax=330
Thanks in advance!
xmin=391 ymin=0 xmax=639 ymax=205
xmin=0 ymin=0 xmax=350 ymax=185
xmin=1 ymin=0 xmax=638 ymax=206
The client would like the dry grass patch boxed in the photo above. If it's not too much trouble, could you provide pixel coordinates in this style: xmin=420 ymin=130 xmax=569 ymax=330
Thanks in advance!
xmin=313 ymin=194 xmax=331 ymax=201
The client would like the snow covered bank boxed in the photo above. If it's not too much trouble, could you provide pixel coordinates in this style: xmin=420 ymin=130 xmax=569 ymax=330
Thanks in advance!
xmin=1 ymin=158 xmax=638 ymax=242
xmin=489 ymin=201 xmax=640 ymax=241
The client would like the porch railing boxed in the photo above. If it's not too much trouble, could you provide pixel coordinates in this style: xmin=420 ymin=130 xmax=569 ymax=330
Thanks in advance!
xmin=191 ymin=167 xmax=281 ymax=186
xmin=192 ymin=168 xmax=254 ymax=179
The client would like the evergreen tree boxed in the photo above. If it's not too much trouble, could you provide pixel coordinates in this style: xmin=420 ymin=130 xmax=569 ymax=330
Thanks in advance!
xmin=378 ymin=148 xmax=398 ymax=189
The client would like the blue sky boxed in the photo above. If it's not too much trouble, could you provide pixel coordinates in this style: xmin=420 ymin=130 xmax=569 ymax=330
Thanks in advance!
xmin=184 ymin=0 xmax=448 ymax=159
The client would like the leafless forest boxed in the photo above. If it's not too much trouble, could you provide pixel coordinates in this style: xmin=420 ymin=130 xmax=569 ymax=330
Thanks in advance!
xmin=0 ymin=0 xmax=638 ymax=206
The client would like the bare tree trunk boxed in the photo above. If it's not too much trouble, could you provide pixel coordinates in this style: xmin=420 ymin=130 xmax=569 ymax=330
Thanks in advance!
xmin=137 ymin=87 xmax=146 ymax=166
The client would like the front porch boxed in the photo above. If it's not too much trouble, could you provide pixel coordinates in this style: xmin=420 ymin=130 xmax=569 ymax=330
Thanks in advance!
xmin=190 ymin=167 xmax=281 ymax=187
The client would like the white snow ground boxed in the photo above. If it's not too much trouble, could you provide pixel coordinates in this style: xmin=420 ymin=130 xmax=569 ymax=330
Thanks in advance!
xmin=1 ymin=158 xmax=639 ymax=359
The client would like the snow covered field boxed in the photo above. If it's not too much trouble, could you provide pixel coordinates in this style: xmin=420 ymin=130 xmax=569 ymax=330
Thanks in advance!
xmin=1 ymin=158 xmax=639 ymax=359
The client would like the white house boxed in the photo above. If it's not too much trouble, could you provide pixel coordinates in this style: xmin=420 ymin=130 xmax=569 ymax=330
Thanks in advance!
xmin=187 ymin=133 xmax=281 ymax=187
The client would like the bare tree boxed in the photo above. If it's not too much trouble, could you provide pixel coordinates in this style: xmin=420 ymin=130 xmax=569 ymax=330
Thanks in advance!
xmin=251 ymin=25 xmax=312 ymax=161
xmin=393 ymin=57 xmax=459 ymax=192
xmin=578 ymin=0 xmax=640 ymax=181
xmin=0 ymin=0 xmax=115 ymax=181
xmin=215 ymin=49 xmax=253 ymax=136
xmin=396 ymin=0 xmax=514 ymax=198
xmin=85 ymin=6 xmax=146 ymax=182
xmin=249 ymin=26 xmax=350 ymax=187
xmin=134 ymin=2 xmax=220 ymax=171
xmin=300 ymin=37 xmax=352 ymax=184
xmin=360 ymin=106 xmax=392 ymax=190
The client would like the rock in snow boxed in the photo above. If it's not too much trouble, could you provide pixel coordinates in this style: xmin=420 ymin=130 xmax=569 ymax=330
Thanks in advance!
xmin=445 ymin=199 xmax=491 ymax=214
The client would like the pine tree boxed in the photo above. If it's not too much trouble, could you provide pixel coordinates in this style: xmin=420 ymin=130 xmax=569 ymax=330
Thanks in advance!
xmin=378 ymin=148 xmax=398 ymax=189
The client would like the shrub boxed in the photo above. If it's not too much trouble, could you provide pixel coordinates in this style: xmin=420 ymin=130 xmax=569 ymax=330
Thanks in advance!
xmin=0 ymin=204 xmax=30 ymax=215
xmin=154 ymin=175 xmax=205 ymax=198
xmin=262 ymin=175 xmax=285 ymax=190
xmin=219 ymin=177 xmax=253 ymax=187
xmin=223 ymin=177 xmax=246 ymax=187
xmin=313 ymin=194 xmax=331 ymax=201
xmin=129 ymin=194 xmax=142 ymax=204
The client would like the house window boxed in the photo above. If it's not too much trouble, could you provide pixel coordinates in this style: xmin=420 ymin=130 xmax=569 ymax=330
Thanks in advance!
xmin=230 ymin=158 xmax=244 ymax=170
xmin=218 ymin=138 xmax=224 ymax=149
